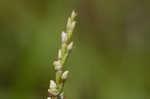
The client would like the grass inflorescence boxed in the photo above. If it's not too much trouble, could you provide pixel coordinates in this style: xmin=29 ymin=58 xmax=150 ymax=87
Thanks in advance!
xmin=47 ymin=10 xmax=77 ymax=99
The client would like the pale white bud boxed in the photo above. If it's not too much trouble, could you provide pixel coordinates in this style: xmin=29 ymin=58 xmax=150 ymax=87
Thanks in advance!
xmin=60 ymin=92 xmax=64 ymax=96
xmin=49 ymin=80 xmax=57 ymax=89
xmin=67 ymin=42 xmax=73 ymax=51
xmin=67 ymin=18 xmax=71 ymax=27
xmin=66 ymin=10 xmax=76 ymax=33
xmin=67 ymin=18 xmax=72 ymax=32
xmin=54 ymin=65 xmax=62 ymax=71
xmin=58 ymin=49 xmax=62 ymax=59
xmin=47 ymin=97 xmax=51 ymax=99
xmin=61 ymin=71 xmax=69 ymax=80
xmin=53 ymin=61 xmax=61 ymax=66
xmin=53 ymin=60 xmax=62 ymax=71
xmin=67 ymin=20 xmax=76 ymax=33
xmin=71 ymin=10 xmax=76 ymax=19
xmin=48 ymin=88 xmax=58 ymax=96
xmin=60 ymin=92 xmax=64 ymax=99
xmin=71 ymin=21 xmax=76 ymax=31
xmin=61 ymin=31 xmax=67 ymax=43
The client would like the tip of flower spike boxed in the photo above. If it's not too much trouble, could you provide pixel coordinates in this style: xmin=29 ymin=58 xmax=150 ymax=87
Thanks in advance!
xmin=66 ymin=11 xmax=77 ymax=33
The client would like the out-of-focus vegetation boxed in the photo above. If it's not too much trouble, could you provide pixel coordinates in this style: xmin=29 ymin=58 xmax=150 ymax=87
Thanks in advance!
xmin=0 ymin=0 xmax=150 ymax=99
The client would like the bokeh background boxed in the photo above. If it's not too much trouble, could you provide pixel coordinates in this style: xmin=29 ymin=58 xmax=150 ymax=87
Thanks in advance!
xmin=0 ymin=0 xmax=150 ymax=99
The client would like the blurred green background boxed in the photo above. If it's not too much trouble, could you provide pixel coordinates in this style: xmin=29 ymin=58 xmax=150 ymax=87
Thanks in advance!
xmin=0 ymin=0 xmax=150 ymax=99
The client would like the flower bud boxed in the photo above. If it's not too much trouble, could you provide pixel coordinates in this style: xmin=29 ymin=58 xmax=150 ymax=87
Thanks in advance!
xmin=48 ymin=88 xmax=58 ymax=96
xmin=53 ymin=60 xmax=62 ymax=71
xmin=67 ymin=18 xmax=71 ymax=28
xmin=60 ymin=92 xmax=64 ymax=99
xmin=71 ymin=21 xmax=76 ymax=31
xmin=53 ymin=61 xmax=61 ymax=66
xmin=71 ymin=10 xmax=77 ymax=20
xmin=67 ymin=42 xmax=73 ymax=52
xmin=61 ymin=31 xmax=67 ymax=43
xmin=47 ymin=97 xmax=51 ymax=99
xmin=49 ymin=80 xmax=57 ymax=89
xmin=61 ymin=71 xmax=69 ymax=80
xmin=58 ymin=49 xmax=62 ymax=59
xmin=48 ymin=80 xmax=58 ymax=96
xmin=54 ymin=65 xmax=62 ymax=71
